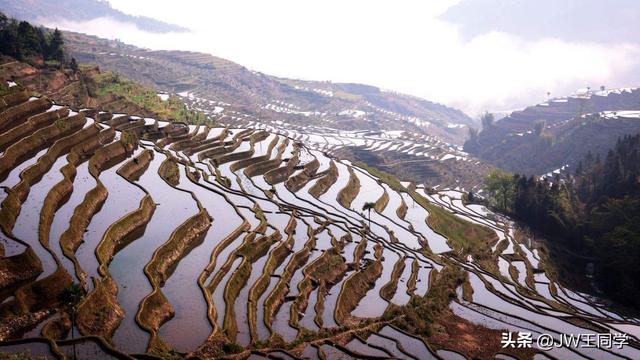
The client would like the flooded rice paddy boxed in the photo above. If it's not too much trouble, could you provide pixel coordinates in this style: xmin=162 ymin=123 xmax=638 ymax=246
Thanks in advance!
xmin=0 ymin=96 xmax=639 ymax=359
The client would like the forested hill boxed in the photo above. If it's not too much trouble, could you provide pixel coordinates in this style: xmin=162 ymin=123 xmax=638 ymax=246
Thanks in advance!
xmin=484 ymin=133 xmax=640 ymax=308
xmin=0 ymin=12 xmax=64 ymax=63
xmin=465 ymin=88 xmax=640 ymax=175
xmin=0 ymin=11 xmax=207 ymax=123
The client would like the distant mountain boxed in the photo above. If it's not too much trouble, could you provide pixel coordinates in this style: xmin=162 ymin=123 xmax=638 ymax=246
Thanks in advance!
xmin=464 ymin=88 xmax=640 ymax=175
xmin=0 ymin=0 xmax=188 ymax=33
xmin=441 ymin=0 xmax=640 ymax=43
xmin=63 ymin=31 xmax=475 ymax=144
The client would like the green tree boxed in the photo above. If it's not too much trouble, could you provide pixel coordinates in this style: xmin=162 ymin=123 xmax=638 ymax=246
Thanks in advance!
xmin=500 ymin=134 xmax=640 ymax=308
xmin=70 ymin=57 xmax=78 ymax=72
xmin=467 ymin=127 xmax=479 ymax=142
xmin=17 ymin=21 xmax=43 ymax=58
xmin=47 ymin=28 xmax=64 ymax=64
xmin=59 ymin=283 xmax=85 ymax=360
xmin=480 ymin=111 xmax=494 ymax=132
xmin=362 ymin=201 xmax=376 ymax=228
xmin=534 ymin=119 xmax=546 ymax=136
xmin=0 ymin=13 xmax=65 ymax=64
xmin=0 ymin=12 xmax=8 ymax=29
xmin=484 ymin=169 xmax=515 ymax=212
xmin=0 ymin=21 xmax=20 ymax=58
xmin=466 ymin=191 xmax=475 ymax=203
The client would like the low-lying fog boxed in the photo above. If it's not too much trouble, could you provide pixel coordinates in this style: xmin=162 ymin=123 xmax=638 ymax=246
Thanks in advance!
xmin=38 ymin=0 xmax=640 ymax=117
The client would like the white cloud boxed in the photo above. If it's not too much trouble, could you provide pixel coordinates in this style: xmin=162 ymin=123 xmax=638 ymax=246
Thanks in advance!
xmin=40 ymin=0 xmax=640 ymax=116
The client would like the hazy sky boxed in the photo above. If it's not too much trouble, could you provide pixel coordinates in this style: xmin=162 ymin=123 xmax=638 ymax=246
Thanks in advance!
xmin=41 ymin=0 xmax=640 ymax=116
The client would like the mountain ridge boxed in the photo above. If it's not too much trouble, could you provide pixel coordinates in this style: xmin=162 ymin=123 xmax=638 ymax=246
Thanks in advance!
xmin=464 ymin=87 xmax=640 ymax=175
xmin=1 ymin=12 xmax=640 ymax=360
xmin=0 ymin=0 xmax=188 ymax=33
xmin=441 ymin=0 xmax=640 ymax=43
xmin=62 ymin=31 xmax=476 ymax=145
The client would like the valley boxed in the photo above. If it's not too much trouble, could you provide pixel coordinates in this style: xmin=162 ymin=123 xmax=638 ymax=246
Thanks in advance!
xmin=0 ymin=7 xmax=640 ymax=360
xmin=465 ymin=88 xmax=640 ymax=176
xmin=0 ymin=79 xmax=638 ymax=359
xmin=59 ymin=32 xmax=493 ymax=191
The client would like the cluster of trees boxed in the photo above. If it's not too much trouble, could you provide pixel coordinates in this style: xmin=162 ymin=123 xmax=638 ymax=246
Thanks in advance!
xmin=481 ymin=111 xmax=494 ymax=131
xmin=0 ymin=11 xmax=65 ymax=64
xmin=533 ymin=119 xmax=546 ymax=136
xmin=484 ymin=134 xmax=640 ymax=308
xmin=467 ymin=111 xmax=495 ymax=145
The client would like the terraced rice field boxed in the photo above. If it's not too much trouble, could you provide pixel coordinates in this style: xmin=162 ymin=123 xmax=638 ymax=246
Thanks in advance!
xmin=1 ymin=89 xmax=639 ymax=359
xmin=245 ymin=120 xmax=491 ymax=191
xmin=178 ymin=91 xmax=492 ymax=191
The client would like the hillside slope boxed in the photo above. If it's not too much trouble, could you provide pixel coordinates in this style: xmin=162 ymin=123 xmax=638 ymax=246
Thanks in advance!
xmin=0 ymin=84 xmax=637 ymax=360
xmin=0 ymin=0 xmax=187 ymax=33
xmin=464 ymin=88 xmax=640 ymax=175
xmin=1 ymin=15 xmax=639 ymax=360
xmin=63 ymin=31 xmax=475 ymax=145
xmin=483 ymin=133 xmax=640 ymax=308
xmin=61 ymin=32 xmax=494 ymax=189
xmin=0 ymin=55 xmax=207 ymax=123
